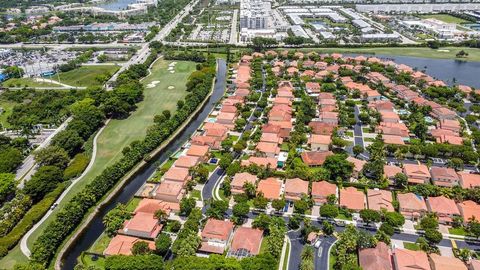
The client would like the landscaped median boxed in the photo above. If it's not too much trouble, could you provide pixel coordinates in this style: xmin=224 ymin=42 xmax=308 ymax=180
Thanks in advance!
xmin=27 ymin=56 xmax=218 ymax=268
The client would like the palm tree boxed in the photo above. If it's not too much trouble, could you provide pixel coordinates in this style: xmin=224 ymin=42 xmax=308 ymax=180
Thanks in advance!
xmin=154 ymin=209 xmax=168 ymax=223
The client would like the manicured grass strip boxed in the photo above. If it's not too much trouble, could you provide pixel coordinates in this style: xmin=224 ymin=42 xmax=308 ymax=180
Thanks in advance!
xmin=329 ymin=244 xmax=337 ymax=270
xmin=282 ymin=240 xmax=290 ymax=270
xmin=418 ymin=14 xmax=470 ymax=24
xmin=0 ymin=100 xmax=18 ymax=129
xmin=87 ymin=233 xmax=112 ymax=254
xmin=1 ymin=78 xmax=59 ymax=88
xmin=449 ymin=227 xmax=467 ymax=236
xmin=403 ymin=242 xmax=420 ymax=251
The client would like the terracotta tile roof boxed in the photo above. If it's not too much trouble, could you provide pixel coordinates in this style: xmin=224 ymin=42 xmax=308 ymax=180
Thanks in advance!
xmin=369 ymin=100 xmax=394 ymax=112
xmin=380 ymin=111 xmax=400 ymax=122
xmin=273 ymin=97 xmax=293 ymax=106
xmin=384 ymin=165 xmax=402 ymax=179
xmin=309 ymin=134 xmax=331 ymax=145
xmin=311 ymin=181 xmax=336 ymax=203
xmin=191 ymin=135 xmax=217 ymax=147
xmin=309 ymin=122 xmax=336 ymax=135
xmin=340 ymin=187 xmax=365 ymax=211
xmin=318 ymin=92 xmax=335 ymax=99
xmin=430 ymin=128 xmax=458 ymax=138
xmin=382 ymin=135 xmax=405 ymax=145
xmin=427 ymin=196 xmax=460 ymax=220
xmin=398 ymin=193 xmax=427 ymax=215
xmin=305 ymin=82 xmax=320 ymax=92
xmin=163 ymin=167 xmax=190 ymax=182
xmin=203 ymin=122 xmax=228 ymax=132
xmin=260 ymin=133 xmax=283 ymax=144
xmin=367 ymin=189 xmax=394 ymax=212
xmin=205 ymin=126 xmax=228 ymax=138
xmin=403 ymin=164 xmax=430 ymax=184
xmin=241 ymin=156 xmax=277 ymax=168
xmin=230 ymin=227 xmax=263 ymax=255
xmin=231 ymin=172 xmax=257 ymax=191
xmin=257 ymin=177 xmax=283 ymax=200
xmin=469 ymin=260 xmax=480 ymax=270
xmin=262 ymin=123 xmax=281 ymax=134
xmin=393 ymin=248 xmax=430 ymax=270
xmin=256 ymin=142 xmax=280 ymax=155
xmin=301 ymin=151 xmax=333 ymax=166
xmin=174 ymin=155 xmax=200 ymax=169
xmin=122 ymin=212 xmax=162 ymax=238
xmin=429 ymin=253 xmax=467 ymax=270
xmin=457 ymin=200 xmax=480 ymax=222
xmin=430 ymin=166 xmax=459 ymax=183
xmin=284 ymin=178 xmax=309 ymax=200
xmin=346 ymin=156 xmax=366 ymax=173
xmin=359 ymin=242 xmax=393 ymax=270
xmin=377 ymin=122 xmax=409 ymax=137
xmin=201 ymin=218 xmax=234 ymax=241
xmin=155 ymin=181 xmax=184 ymax=197
xmin=217 ymin=112 xmax=237 ymax=122
xmin=458 ymin=172 xmax=480 ymax=189
xmin=134 ymin=198 xmax=173 ymax=215
xmin=436 ymin=135 xmax=463 ymax=145
xmin=186 ymin=144 xmax=210 ymax=157
xmin=438 ymin=119 xmax=461 ymax=132
xmin=104 ymin=235 xmax=155 ymax=256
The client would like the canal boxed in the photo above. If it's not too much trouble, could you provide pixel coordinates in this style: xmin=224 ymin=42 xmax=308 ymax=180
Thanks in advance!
xmin=61 ymin=59 xmax=227 ymax=270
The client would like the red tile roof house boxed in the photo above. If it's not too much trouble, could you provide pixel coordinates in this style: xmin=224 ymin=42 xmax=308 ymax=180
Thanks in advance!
xmin=198 ymin=218 xmax=235 ymax=254
xmin=273 ymin=97 xmax=293 ymax=106
xmin=366 ymin=72 xmax=391 ymax=84
xmin=153 ymin=181 xmax=185 ymax=203
xmin=256 ymin=177 xmax=283 ymax=200
xmin=308 ymin=134 xmax=331 ymax=151
xmin=260 ymin=133 xmax=283 ymax=145
xmin=380 ymin=111 xmax=401 ymax=123
xmin=367 ymin=189 xmax=394 ymax=212
xmin=426 ymin=196 xmax=460 ymax=225
xmin=430 ymin=253 xmax=468 ymax=270
xmin=311 ymin=181 xmax=337 ymax=205
xmin=339 ymin=187 xmax=365 ymax=212
xmin=268 ymin=104 xmax=292 ymax=121
xmin=437 ymin=119 xmax=461 ymax=134
xmin=104 ymin=235 xmax=156 ymax=256
xmin=458 ymin=172 xmax=480 ymax=189
xmin=173 ymin=155 xmax=201 ymax=169
xmin=382 ymin=135 xmax=405 ymax=145
xmin=191 ymin=135 xmax=219 ymax=149
xmin=256 ymin=142 xmax=281 ymax=158
xmin=163 ymin=167 xmax=190 ymax=183
xmin=186 ymin=144 xmax=210 ymax=162
xmin=384 ymin=164 xmax=403 ymax=185
xmin=121 ymin=211 xmax=163 ymax=239
xmin=309 ymin=121 xmax=337 ymax=136
xmin=241 ymin=156 xmax=278 ymax=169
xmin=397 ymin=193 xmax=427 ymax=220
xmin=268 ymin=120 xmax=293 ymax=138
xmin=221 ymin=105 xmax=238 ymax=114
xmin=431 ymin=107 xmax=457 ymax=120
xmin=229 ymin=227 xmax=263 ymax=257
xmin=457 ymin=200 xmax=480 ymax=223
xmin=301 ymin=151 xmax=333 ymax=167
xmin=231 ymin=172 xmax=257 ymax=195
xmin=302 ymin=70 xmax=316 ymax=78
xmin=369 ymin=100 xmax=394 ymax=112
xmin=403 ymin=164 xmax=431 ymax=185
xmin=359 ymin=242 xmax=393 ymax=270
xmin=469 ymin=259 xmax=480 ymax=270
xmin=319 ymin=111 xmax=339 ymax=125
xmin=305 ymin=82 xmax=321 ymax=94
xmin=235 ymin=88 xmax=250 ymax=97
xmin=436 ymin=134 xmax=464 ymax=145
xmin=216 ymin=112 xmax=237 ymax=127
xmin=284 ymin=178 xmax=309 ymax=201
xmin=287 ymin=67 xmax=299 ymax=76
xmin=430 ymin=166 xmax=459 ymax=187
xmin=277 ymin=89 xmax=295 ymax=100
xmin=377 ymin=122 xmax=409 ymax=138
xmin=365 ymin=90 xmax=382 ymax=101
xmin=346 ymin=156 xmax=366 ymax=178
xmin=392 ymin=248 xmax=430 ymax=270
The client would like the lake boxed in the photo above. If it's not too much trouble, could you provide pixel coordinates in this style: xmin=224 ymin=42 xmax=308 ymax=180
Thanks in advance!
xmin=96 ymin=0 xmax=138 ymax=11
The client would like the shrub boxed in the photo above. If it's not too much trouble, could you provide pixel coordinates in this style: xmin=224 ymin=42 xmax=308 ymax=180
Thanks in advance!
xmin=63 ymin=153 xmax=90 ymax=180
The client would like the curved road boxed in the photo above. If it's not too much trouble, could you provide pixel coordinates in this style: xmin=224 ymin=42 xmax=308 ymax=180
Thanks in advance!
xmin=20 ymin=120 xmax=110 ymax=257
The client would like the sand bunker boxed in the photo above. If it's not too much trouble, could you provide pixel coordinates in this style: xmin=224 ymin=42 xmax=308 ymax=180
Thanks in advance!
xmin=170 ymin=70 xmax=175 ymax=73
xmin=168 ymin=86 xmax=175 ymax=89
xmin=146 ymin=80 xmax=160 ymax=88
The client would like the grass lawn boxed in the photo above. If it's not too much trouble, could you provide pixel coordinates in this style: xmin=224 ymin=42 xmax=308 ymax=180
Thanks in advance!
xmin=53 ymin=65 xmax=120 ymax=87
xmin=206 ymin=164 xmax=217 ymax=172
xmin=329 ymin=244 xmax=337 ymax=270
xmin=190 ymin=189 xmax=201 ymax=200
xmin=0 ymin=99 xmax=18 ymax=128
xmin=0 ymin=245 xmax=28 ymax=270
xmin=282 ymin=240 xmax=290 ymax=270
xmin=88 ymin=233 xmax=112 ymax=254
xmin=22 ymin=59 xmax=196 ymax=258
xmin=403 ymin=242 xmax=420 ymax=251
xmin=418 ymin=14 xmax=469 ymax=24
xmin=259 ymin=238 xmax=269 ymax=254
xmin=80 ymin=253 xmax=106 ymax=269
xmin=298 ymin=47 xmax=480 ymax=62
xmin=336 ymin=213 xmax=353 ymax=221
xmin=1 ymin=77 xmax=59 ymax=88
xmin=125 ymin=197 xmax=141 ymax=212
xmin=160 ymin=158 xmax=176 ymax=171
xmin=449 ymin=227 xmax=467 ymax=236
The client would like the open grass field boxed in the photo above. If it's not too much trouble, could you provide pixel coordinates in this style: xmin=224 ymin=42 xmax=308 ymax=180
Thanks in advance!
xmin=54 ymin=65 xmax=120 ymax=87
xmin=0 ymin=60 xmax=196 ymax=268
xmin=418 ymin=14 xmax=470 ymax=24
xmin=0 ymin=100 xmax=18 ymax=129
xmin=403 ymin=242 xmax=421 ymax=251
xmin=1 ymin=78 xmax=59 ymax=88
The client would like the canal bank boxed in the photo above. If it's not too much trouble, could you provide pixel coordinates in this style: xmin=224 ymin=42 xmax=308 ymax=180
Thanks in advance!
xmin=58 ymin=59 xmax=227 ymax=270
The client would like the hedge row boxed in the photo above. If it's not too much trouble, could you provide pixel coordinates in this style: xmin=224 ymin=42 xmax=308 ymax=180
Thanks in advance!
xmin=63 ymin=153 xmax=90 ymax=180
xmin=31 ymin=56 xmax=216 ymax=265
xmin=0 ymin=183 xmax=66 ymax=251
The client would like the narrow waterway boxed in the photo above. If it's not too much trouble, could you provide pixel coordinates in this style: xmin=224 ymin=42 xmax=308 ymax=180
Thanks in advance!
xmin=61 ymin=59 xmax=227 ymax=270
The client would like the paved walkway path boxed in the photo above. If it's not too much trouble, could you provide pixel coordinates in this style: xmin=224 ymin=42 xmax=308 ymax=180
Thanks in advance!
xmin=20 ymin=120 xmax=109 ymax=257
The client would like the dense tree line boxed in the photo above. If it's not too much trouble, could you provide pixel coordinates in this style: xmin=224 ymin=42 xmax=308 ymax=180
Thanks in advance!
xmin=30 ymin=54 xmax=216 ymax=265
